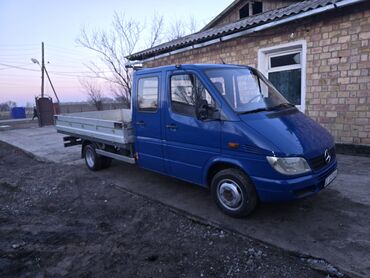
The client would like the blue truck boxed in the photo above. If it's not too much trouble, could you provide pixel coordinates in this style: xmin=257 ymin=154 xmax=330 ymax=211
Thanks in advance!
xmin=55 ymin=64 xmax=337 ymax=217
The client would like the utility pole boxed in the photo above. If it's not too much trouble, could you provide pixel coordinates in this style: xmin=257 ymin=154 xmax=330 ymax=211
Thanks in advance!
xmin=41 ymin=42 xmax=45 ymax=98
xmin=44 ymin=68 xmax=60 ymax=103
xmin=32 ymin=42 xmax=60 ymax=126
xmin=32 ymin=42 xmax=60 ymax=103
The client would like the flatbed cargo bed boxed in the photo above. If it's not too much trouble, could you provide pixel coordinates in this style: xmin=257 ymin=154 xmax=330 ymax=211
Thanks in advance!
xmin=55 ymin=109 xmax=134 ymax=146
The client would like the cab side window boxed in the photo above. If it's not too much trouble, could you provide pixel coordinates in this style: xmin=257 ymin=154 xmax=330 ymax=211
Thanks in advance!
xmin=138 ymin=77 xmax=159 ymax=112
xmin=170 ymin=74 xmax=215 ymax=117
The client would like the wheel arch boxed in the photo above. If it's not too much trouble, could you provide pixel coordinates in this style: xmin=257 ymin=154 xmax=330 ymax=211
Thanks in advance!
xmin=81 ymin=139 xmax=93 ymax=158
xmin=203 ymin=158 xmax=249 ymax=187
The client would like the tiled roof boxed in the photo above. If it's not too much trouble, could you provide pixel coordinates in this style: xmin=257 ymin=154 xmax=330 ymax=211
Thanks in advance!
xmin=200 ymin=0 xmax=301 ymax=31
xmin=127 ymin=0 xmax=360 ymax=61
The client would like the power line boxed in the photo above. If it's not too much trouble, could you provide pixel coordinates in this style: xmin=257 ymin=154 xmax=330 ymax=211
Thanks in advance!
xmin=0 ymin=62 xmax=110 ymax=76
xmin=0 ymin=43 xmax=40 ymax=46
xmin=47 ymin=44 xmax=88 ymax=53
xmin=0 ymin=63 xmax=36 ymax=70
xmin=47 ymin=47 xmax=88 ymax=55
xmin=0 ymin=53 xmax=40 ymax=58
xmin=0 ymin=47 xmax=40 ymax=51
xmin=0 ymin=63 xmax=39 ymax=72
xmin=0 ymin=58 xmax=88 ymax=67
xmin=46 ymin=51 xmax=91 ymax=59
xmin=49 ymin=69 xmax=109 ymax=74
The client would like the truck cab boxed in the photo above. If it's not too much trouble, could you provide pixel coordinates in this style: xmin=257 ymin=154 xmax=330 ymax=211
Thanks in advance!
xmin=132 ymin=64 xmax=337 ymax=216
xmin=56 ymin=64 xmax=337 ymax=217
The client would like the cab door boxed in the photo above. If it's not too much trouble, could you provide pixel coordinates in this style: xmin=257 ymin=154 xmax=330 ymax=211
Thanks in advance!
xmin=164 ymin=71 xmax=221 ymax=185
xmin=133 ymin=73 xmax=165 ymax=173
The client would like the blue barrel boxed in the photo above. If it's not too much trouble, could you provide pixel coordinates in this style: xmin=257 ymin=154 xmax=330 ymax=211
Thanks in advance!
xmin=10 ymin=107 xmax=26 ymax=119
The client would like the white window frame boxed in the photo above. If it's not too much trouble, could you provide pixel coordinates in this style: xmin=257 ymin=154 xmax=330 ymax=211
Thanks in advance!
xmin=258 ymin=40 xmax=307 ymax=112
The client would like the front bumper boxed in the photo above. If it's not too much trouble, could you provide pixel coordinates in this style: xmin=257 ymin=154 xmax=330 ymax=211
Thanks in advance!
xmin=251 ymin=160 xmax=337 ymax=202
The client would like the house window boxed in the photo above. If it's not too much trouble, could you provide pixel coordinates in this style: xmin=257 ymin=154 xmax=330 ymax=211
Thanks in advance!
xmin=258 ymin=41 xmax=307 ymax=111
xmin=252 ymin=1 xmax=263 ymax=15
xmin=239 ymin=2 xmax=263 ymax=19
xmin=137 ymin=77 xmax=159 ymax=112
xmin=268 ymin=51 xmax=302 ymax=105
xmin=239 ymin=4 xmax=250 ymax=19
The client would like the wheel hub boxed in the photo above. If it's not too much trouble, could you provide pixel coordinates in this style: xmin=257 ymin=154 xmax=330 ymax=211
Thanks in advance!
xmin=218 ymin=180 xmax=242 ymax=210
xmin=85 ymin=149 xmax=94 ymax=167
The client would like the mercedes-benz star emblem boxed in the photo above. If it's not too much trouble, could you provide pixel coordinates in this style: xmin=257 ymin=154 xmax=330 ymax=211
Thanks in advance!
xmin=324 ymin=149 xmax=331 ymax=164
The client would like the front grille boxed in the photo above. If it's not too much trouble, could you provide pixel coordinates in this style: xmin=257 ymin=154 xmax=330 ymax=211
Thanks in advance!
xmin=309 ymin=147 xmax=336 ymax=171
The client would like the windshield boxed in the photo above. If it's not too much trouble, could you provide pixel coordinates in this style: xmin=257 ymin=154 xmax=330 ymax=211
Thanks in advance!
xmin=205 ymin=67 xmax=291 ymax=114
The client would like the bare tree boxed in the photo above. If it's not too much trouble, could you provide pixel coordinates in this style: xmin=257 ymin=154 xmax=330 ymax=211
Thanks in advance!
xmin=147 ymin=14 xmax=165 ymax=48
xmin=187 ymin=16 xmax=199 ymax=34
xmin=166 ymin=16 xmax=200 ymax=41
xmin=79 ymin=78 xmax=104 ymax=111
xmin=77 ymin=13 xmax=165 ymax=107
xmin=110 ymin=84 xmax=131 ymax=107
xmin=0 ymin=101 xmax=16 ymax=112
xmin=77 ymin=13 xmax=142 ymax=106
xmin=167 ymin=19 xmax=186 ymax=40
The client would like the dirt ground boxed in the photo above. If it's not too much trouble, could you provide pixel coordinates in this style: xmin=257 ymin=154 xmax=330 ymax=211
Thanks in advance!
xmin=0 ymin=141 xmax=333 ymax=277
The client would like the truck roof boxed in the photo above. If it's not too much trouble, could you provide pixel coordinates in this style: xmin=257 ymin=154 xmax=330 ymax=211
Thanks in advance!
xmin=135 ymin=64 xmax=250 ymax=75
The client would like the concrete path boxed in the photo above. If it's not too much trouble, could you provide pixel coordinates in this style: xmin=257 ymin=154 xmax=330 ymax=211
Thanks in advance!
xmin=1 ymin=126 xmax=369 ymax=277
xmin=0 ymin=126 xmax=80 ymax=163
xmin=0 ymin=118 xmax=32 ymax=124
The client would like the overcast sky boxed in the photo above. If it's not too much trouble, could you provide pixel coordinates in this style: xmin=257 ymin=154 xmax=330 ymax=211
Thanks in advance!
xmin=0 ymin=0 xmax=232 ymax=106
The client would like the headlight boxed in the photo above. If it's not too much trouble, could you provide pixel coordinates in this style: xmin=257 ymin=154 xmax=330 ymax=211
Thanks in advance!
xmin=266 ymin=156 xmax=311 ymax=176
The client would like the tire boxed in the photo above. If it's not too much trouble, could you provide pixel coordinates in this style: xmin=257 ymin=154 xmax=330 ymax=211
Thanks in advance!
xmin=84 ymin=144 xmax=104 ymax=171
xmin=101 ymin=157 xmax=112 ymax=169
xmin=211 ymin=168 xmax=258 ymax=217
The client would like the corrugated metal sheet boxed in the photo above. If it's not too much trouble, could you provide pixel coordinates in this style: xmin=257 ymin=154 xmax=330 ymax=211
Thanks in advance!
xmin=127 ymin=0 xmax=352 ymax=61
xmin=200 ymin=0 xmax=302 ymax=31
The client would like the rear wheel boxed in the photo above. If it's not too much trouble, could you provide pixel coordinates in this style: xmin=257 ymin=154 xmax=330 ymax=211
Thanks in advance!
xmin=101 ymin=157 xmax=112 ymax=169
xmin=84 ymin=144 xmax=104 ymax=171
xmin=211 ymin=168 xmax=258 ymax=217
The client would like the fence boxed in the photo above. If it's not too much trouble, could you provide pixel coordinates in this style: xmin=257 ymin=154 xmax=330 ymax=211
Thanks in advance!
xmin=59 ymin=102 xmax=127 ymax=114
xmin=0 ymin=102 xmax=128 ymax=120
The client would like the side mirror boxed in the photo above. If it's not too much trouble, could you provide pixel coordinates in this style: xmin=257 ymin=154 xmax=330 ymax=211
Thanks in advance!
xmin=196 ymin=99 xmax=209 ymax=120
xmin=196 ymin=99 xmax=221 ymax=121
xmin=211 ymin=109 xmax=221 ymax=120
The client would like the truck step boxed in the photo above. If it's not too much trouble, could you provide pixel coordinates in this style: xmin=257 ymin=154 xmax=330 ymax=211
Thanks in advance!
xmin=96 ymin=149 xmax=135 ymax=164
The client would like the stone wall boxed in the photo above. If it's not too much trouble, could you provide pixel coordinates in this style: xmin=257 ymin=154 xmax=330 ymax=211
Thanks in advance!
xmin=144 ymin=2 xmax=370 ymax=145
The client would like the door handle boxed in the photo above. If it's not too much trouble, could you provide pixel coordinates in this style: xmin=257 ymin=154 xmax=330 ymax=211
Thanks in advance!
xmin=136 ymin=121 xmax=145 ymax=126
xmin=166 ymin=124 xmax=177 ymax=130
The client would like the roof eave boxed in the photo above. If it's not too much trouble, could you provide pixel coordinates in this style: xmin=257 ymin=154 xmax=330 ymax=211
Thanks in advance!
xmin=127 ymin=0 xmax=365 ymax=62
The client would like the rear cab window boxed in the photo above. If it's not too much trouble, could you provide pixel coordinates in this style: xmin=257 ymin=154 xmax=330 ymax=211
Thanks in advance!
xmin=137 ymin=77 xmax=159 ymax=112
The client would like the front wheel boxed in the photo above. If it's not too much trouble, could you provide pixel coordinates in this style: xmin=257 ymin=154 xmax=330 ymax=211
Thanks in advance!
xmin=211 ymin=168 xmax=258 ymax=217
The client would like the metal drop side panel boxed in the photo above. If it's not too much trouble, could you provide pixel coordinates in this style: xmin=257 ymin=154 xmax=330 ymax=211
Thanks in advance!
xmin=55 ymin=109 xmax=134 ymax=145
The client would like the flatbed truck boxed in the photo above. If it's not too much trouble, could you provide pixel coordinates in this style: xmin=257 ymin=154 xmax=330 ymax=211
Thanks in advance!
xmin=55 ymin=64 xmax=337 ymax=217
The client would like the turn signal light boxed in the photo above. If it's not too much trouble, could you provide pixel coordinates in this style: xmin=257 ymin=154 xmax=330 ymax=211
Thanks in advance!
xmin=228 ymin=142 xmax=240 ymax=149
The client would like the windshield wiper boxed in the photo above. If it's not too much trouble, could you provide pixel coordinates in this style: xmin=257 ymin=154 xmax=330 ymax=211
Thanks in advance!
xmin=238 ymin=107 xmax=272 ymax=115
xmin=239 ymin=103 xmax=295 ymax=115
xmin=270 ymin=103 xmax=295 ymax=110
